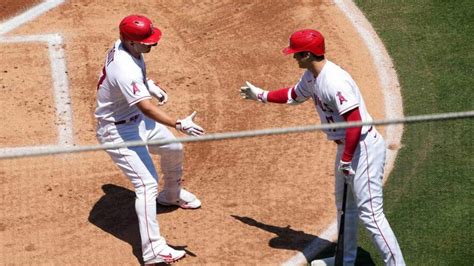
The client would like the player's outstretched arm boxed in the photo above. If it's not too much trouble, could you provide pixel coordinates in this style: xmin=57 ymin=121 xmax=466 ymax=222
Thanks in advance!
xmin=136 ymin=99 xmax=204 ymax=136
xmin=240 ymin=81 xmax=304 ymax=105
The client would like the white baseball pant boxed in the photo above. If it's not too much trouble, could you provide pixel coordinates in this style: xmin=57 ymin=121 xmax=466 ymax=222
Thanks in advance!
xmin=334 ymin=128 xmax=405 ymax=265
xmin=96 ymin=115 xmax=184 ymax=262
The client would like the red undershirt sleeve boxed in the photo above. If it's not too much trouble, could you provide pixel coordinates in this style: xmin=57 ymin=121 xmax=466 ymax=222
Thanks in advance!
xmin=267 ymin=87 xmax=294 ymax=103
xmin=341 ymin=107 xmax=362 ymax=162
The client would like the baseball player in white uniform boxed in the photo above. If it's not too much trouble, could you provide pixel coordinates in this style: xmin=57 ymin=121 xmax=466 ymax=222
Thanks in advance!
xmin=95 ymin=15 xmax=204 ymax=265
xmin=240 ymin=29 xmax=405 ymax=265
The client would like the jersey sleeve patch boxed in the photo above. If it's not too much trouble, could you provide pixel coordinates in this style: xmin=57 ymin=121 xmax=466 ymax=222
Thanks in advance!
xmin=115 ymin=66 xmax=151 ymax=106
xmin=328 ymin=80 xmax=358 ymax=115
xmin=336 ymin=91 xmax=348 ymax=105
xmin=336 ymin=90 xmax=358 ymax=114
xmin=132 ymin=82 xmax=140 ymax=95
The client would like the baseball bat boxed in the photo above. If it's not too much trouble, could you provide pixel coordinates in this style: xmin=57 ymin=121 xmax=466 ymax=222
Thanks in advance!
xmin=334 ymin=182 xmax=348 ymax=266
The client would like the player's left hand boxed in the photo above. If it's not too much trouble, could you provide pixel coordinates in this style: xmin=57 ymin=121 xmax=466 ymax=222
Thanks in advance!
xmin=338 ymin=160 xmax=355 ymax=177
xmin=147 ymin=79 xmax=168 ymax=105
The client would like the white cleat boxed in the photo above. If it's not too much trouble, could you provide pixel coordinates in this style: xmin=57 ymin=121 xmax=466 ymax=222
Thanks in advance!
xmin=311 ymin=256 xmax=335 ymax=266
xmin=144 ymin=245 xmax=186 ymax=265
xmin=158 ymin=188 xmax=201 ymax=209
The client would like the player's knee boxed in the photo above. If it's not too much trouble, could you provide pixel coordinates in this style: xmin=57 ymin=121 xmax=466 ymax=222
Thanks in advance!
xmin=167 ymin=142 xmax=183 ymax=152
xmin=161 ymin=148 xmax=183 ymax=164
xmin=150 ymin=141 xmax=183 ymax=155
xmin=135 ymin=180 xmax=158 ymax=196
xmin=359 ymin=209 xmax=385 ymax=226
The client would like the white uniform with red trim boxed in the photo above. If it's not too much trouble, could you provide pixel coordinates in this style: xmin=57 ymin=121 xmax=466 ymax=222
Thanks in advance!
xmin=95 ymin=40 xmax=186 ymax=262
xmin=293 ymin=60 xmax=405 ymax=265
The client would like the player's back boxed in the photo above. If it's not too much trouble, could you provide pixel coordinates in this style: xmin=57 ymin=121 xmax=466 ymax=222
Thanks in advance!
xmin=95 ymin=40 xmax=145 ymax=123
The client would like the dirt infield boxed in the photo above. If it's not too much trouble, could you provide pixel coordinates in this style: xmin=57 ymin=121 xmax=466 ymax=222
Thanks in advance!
xmin=0 ymin=1 xmax=384 ymax=264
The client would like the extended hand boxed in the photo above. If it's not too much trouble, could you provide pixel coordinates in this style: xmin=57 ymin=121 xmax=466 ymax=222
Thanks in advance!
xmin=147 ymin=79 xmax=168 ymax=105
xmin=176 ymin=111 xmax=205 ymax=136
xmin=338 ymin=160 xmax=355 ymax=177
xmin=240 ymin=81 xmax=267 ymax=102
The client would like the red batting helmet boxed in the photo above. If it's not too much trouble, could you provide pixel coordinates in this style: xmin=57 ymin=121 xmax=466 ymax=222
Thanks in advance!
xmin=282 ymin=29 xmax=325 ymax=56
xmin=119 ymin=15 xmax=162 ymax=45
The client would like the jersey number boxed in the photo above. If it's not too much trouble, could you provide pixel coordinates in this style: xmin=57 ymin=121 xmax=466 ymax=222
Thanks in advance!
xmin=96 ymin=47 xmax=116 ymax=90
xmin=96 ymin=66 xmax=106 ymax=90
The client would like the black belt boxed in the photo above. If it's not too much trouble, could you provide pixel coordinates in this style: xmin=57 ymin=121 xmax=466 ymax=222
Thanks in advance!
xmin=333 ymin=126 xmax=373 ymax=144
xmin=114 ymin=114 xmax=140 ymax=125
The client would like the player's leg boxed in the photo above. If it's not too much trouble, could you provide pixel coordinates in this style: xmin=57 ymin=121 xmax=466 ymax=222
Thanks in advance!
xmin=97 ymin=122 xmax=167 ymax=262
xmin=352 ymin=130 xmax=405 ymax=265
xmin=146 ymin=118 xmax=201 ymax=209
xmin=335 ymin=144 xmax=359 ymax=265
xmin=106 ymin=145 xmax=167 ymax=261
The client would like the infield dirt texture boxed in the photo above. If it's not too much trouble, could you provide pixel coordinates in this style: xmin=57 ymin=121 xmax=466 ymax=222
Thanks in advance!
xmin=0 ymin=1 xmax=394 ymax=264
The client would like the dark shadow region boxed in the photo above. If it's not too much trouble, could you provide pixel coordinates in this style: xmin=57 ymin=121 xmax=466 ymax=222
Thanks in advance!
xmin=231 ymin=215 xmax=375 ymax=265
xmin=88 ymin=184 xmax=179 ymax=265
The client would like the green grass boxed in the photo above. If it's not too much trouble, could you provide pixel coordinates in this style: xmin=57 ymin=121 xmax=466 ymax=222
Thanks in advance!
xmin=353 ymin=0 xmax=474 ymax=265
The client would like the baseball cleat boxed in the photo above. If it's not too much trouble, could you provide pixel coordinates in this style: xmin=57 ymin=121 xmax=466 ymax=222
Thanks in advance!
xmin=157 ymin=188 xmax=201 ymax=209
xmin=310 ymin=256 xmax=335 ymax=266
xmin=144 ymin=245 xmax=186 ymax=265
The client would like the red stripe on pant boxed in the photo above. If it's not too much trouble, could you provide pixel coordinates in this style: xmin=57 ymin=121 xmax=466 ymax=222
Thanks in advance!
xmin=362 ymin=140 xmax=396 ymax=265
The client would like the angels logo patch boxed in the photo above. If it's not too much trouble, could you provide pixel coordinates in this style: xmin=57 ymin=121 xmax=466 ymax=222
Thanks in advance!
xmin=336 ymin=91 xmax=348 ymax=105
xmin=132 ymin=82 xmax=140 ymax=95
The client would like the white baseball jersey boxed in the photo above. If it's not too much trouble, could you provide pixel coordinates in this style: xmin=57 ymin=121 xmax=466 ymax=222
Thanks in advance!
xmin=290 ymin=60 xmax=405 ymax=264
xmin=95 ymin=40 xmax=152 ymax=123
xmin=293 ymin=60 xmax=373 ymax=140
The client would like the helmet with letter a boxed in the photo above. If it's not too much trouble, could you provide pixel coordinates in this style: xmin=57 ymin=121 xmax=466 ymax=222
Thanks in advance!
xmin=282 ymin=29 xmax=325 ymax=56
xmin=119 ymin=15 xmax=162 ymax=45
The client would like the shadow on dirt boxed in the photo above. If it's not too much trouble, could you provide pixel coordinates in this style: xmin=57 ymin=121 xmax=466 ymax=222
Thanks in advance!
xmin=88 ymin=184 xmax=179 ymax=265
xmin=231 ymin=215 xmax=375 ymax=265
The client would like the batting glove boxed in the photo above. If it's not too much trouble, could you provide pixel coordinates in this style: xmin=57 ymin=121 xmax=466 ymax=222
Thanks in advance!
xmin=338 ymin=160 xmax=355 ymax=177
xmin=240 ymin=81 xmax=268 ymax=103
xmin=147 ymin=79 xmax=168 ymax=105
xmin=176 ymin=111 xmax=205 ymax=136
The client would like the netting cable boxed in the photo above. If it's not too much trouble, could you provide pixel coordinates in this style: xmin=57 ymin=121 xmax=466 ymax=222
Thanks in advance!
xmin=0 ymin=110 xmax=472 ymax=160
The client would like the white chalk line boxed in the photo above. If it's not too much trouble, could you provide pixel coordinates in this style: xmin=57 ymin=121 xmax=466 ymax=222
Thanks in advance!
xmin=47 ymin=34 xmax=73 ymax=145
xmin=0 ymin=0 xmax=72 ymax=150
xmin=282 ymin=0 xmax=404 ymax=265
xmin=0 ymin=0 xmax=65 ymax=35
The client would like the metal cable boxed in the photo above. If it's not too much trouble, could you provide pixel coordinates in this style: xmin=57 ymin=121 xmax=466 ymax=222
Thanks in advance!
xmin=0 ymin=110 xmax=472 ymax=160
